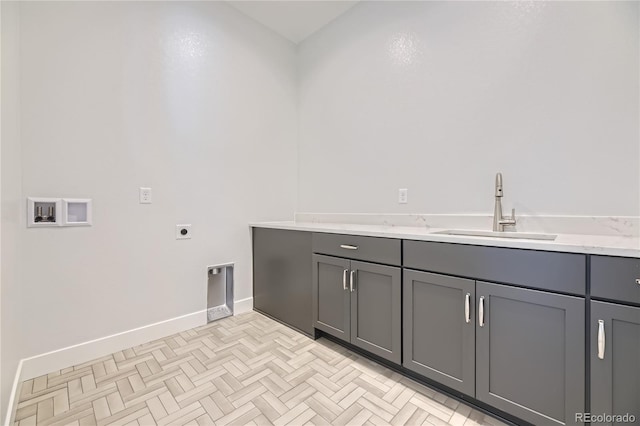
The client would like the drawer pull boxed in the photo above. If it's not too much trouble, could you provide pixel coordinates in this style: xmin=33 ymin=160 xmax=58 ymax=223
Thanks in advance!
xmin=350 ymin=270 xmax=356 ymax=292
xmin=343 ymin=269 xmax=348 ymax=291
xmin=479 ymin=296 xmax=485 ymax=327
xmin=340 ymin=244 xmax=359 ymax=250
xmin=598 ymin=319 xmax=605 ymax=360
xmin=465 ymin=293 xmax=471 ymax=323
xmin=636 ymin=278 xmax=640 ymax=285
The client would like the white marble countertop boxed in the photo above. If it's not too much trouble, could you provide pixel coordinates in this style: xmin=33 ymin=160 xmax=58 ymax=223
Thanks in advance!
xmin=250 ymin=221 xmax=640 ymax=258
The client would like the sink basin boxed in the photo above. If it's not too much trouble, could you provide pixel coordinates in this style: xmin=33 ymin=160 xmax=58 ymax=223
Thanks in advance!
xmin=433 ymin=229 xmax=557 ymax=241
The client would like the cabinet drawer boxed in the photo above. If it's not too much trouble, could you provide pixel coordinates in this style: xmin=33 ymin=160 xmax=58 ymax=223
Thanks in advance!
xmin=404 ymin=240 xmax=586 ymax=295
xmin=312 ymin=233 xmax=401 ymax=266
xmin=591 ymin=256 xmax=640 ymax=304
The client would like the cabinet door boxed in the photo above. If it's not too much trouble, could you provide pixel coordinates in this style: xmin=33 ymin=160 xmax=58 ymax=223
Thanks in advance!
xmin=476 ymin=282 xmax=585 ymax=426
xmin=312 ymin=254 xmax=351 ymax=341
xmin=591 ymin=301 xmax=640 ymax=425
xmin=403 ymin=270 xmax=475 ymax=396
xmin=253 ymin=228 xmax=313 ymax=335
xmin=350 ymin=261 xmax=401 ymax=364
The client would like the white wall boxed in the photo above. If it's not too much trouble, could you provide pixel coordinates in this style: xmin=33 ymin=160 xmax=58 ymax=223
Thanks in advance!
xmin=298 ymin=1 xmax=640 ymax=217
xmin=1 ymin=1 xmax=23 ymax=421
xmin=2 ymin=1 xmax=296 ymax=417
xmin=2 ymin=0 xmax=639 ymax=420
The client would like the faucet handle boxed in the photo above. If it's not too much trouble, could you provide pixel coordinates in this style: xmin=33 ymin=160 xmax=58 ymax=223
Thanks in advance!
xmin=499 ymin=208 xmax=517 ymax=226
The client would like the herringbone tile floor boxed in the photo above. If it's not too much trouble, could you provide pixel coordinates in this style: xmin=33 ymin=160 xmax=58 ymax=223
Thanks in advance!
xmin=15 ymin=312 xmax=507 ymax=426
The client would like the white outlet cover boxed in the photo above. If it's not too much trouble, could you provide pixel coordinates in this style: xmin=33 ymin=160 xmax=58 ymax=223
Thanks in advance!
xmin=398 ymin=188 xmax=408 ymax=204
xmin=139 ymin=187 xmax=152 ymax=204
xmin=176 ymin=224 xmax=192 ymax=239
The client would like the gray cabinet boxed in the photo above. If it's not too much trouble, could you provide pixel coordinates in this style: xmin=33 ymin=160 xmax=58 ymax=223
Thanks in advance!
xmin=403 ymin=270 xmax=476 ymax=396
xmin=255 ymin=230 xmax=598 ymax=426
xmin=312 ymin=233 xmax=401 ymax=266
xmin=312 ymin=254 xmax=401 ymax=364
xmin=476 ymin=281 xmax=585 ymax=426
xmin=403 ymin=240 xmax=586 ymax=295
xmin=403 ymin=270 xmax=587 ymax=425
xmin=591 ymin=301 xmax=640 ymax=425
xmin=313 ymin=254 xmax=351 ymax=341
xmin=591 ymin=256 xmax=640 ymax=304
xmin=351 ymin=260 xmax=401 ymax=363
xmin=252 ymin=228 xmax=313 ymax=335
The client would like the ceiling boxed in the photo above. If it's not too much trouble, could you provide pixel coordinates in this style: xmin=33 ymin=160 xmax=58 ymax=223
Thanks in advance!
xmin=226 ymin=1 xmax=359 ymax=43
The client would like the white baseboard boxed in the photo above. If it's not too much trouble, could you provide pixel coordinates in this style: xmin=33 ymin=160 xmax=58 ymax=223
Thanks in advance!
xmin=5 ymin=299 xmax=254 ymax=425
xmin=234 ymin=297 xmax=254 ymax=315
xmin=20 ymin=309 xmax=207 ymax=382
xmin=4 ymin=360 xmax=23 ymax=426
xmin=4 ymin=309 xmax=207 ymax=426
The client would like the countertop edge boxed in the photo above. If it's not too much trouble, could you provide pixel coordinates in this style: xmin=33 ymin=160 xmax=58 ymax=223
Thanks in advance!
xmin=249 ymin=222 xmax=640 ymax=258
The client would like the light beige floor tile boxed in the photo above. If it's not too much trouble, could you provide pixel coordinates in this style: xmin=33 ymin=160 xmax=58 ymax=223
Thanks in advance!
xmin=53 ymin=390 xmax=70 ymax=416
xmin=81 ymin=375 xmax=96 ymax=393
xmin=368 ymin=414 xmax=391 ymax=426
xmin=40 ymin=404 xmax=93 ymax=426
xmin=195 ymin=413 xmax=214 ymax=426
xmin=450 ymin=410 xmax=470 ymax=426
xmin=216 ymin=402 xmax=257 ymax=426
xmin=288 ymin=407 xmax=316 ymax=426
xmin=33 ymin=376 xmax=48 ymax=393
xmin=272 ymin=402 xmax=308 ymax=426
xmin=333 ymin=403 xmax=364 ymax=426
xmin=145 ymin=396 xmax=168 ymax=422
xmin=304 ymin=394 xmax=339 ymax=422
xmin=197 ymin=396 xmax=223 ymax=421
xmin=71 ymin=383 xmax=118 ymax=409
xmin=391 ymin=401 xmax=418 ymax=425
xmin=13 ymin=312 xmax=506 ymax=426
xmin=107 ymin=407 xmax=150 ymax=426
xmin=337 ymin=387 xmax=367 ymax=409
xmin=106 ymin=392 xmax=126 ymax=414
xmin=20 ymin=380 xmax=34 ymax=400
xmin=406 ymin=407 xmax=430 ymax=425
xmin=91 ymin=397 xmax=110 ymax=420
xmin=95 ymin=403 xmax=147 ymax=426
xmin=260 ymin=391 xmax=288 ymax=416
xmin=356 ymin=396 xmax=394 ymax=422
xmin=78 ymin=414 xmax=97 ymax=426
xmin=19 ymin=414 xmax=37 ymax=426
xmin=15 ymin=404 xmax=38 ymax=422
xmin=38 ymin=398 xmax=55 ymax=422
xmin=18 ymin=389 xmax=66 ymax=410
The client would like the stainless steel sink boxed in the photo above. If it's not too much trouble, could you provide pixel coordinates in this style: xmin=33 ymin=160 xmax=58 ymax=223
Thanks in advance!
xmin=432 ymin=229 xmax=557 ymax=241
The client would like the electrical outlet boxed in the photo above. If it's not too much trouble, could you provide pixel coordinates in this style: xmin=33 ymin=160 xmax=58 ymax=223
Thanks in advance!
xmin=139 ymin=187 xmax=152 ymax=204
xmin=176 ymin=224 xmax=192 ymax=239
xmin=398 ymin=188 xmax=408 ymax=204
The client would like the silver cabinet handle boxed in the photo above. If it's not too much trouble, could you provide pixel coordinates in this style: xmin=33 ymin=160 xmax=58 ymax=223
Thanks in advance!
xmin=636 ymin=278 xmax=640 ymax=285
xmin=479 ymin=296 xmax=485 ymax=327
xmin=340 ymin=244 xmax=358 ymax=250
xmin=465 ymin=293 xmax=471 ymax=323
xmin=350 ymin=270 xmax=356 ymax=292
xmin=343 ymin=269 xmax=348 ymax=291
xmin=598 ymin=319 xmax=605 ymax=360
